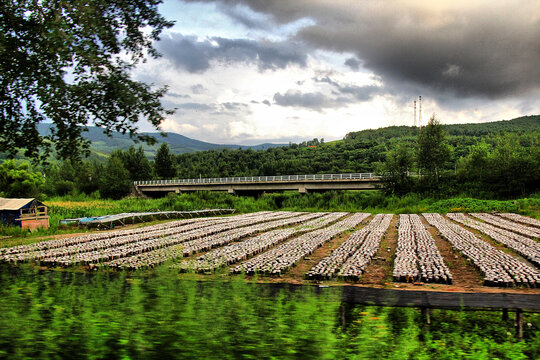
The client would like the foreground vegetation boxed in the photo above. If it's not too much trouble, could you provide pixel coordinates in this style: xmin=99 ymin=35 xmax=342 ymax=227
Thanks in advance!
xmin=0 ymin=265 xmax=538 ymax=359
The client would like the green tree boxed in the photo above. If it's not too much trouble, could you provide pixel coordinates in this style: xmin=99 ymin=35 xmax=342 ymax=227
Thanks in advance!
xmin=154 ymin=143 xmax=175 ymax=179
xmin=417 ymin=115 xmax=450 ymax=184
xmin=121 ymin=146 xmax=153 ymax=181
xmin=74 ymin=160 xmax=103 ymax=195
xmin=381 ymin=143 xmax=414 ymax=195
xmin=43 ymin=161 xmax=77 ymax=196
xmin=1 ymin=1 xmax=174 ymax=160
xmin=0 ymin=160 xmax=44 ymax=198
xmin=99 ymin=152 xmax=132 ymax=199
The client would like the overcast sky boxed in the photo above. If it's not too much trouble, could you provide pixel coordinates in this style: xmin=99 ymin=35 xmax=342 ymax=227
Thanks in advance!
xmin=133 ymin=0 xmax=540 ymax=144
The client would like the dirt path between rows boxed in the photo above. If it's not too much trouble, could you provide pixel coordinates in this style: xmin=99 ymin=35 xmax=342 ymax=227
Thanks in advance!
xmin=421 ymin=216 xmax=485 ymax=290
xmin=356 ymin=214 xmax=398 ymax=285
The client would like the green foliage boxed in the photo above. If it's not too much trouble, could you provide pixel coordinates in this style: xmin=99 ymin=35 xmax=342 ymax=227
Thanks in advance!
xmin=120 ymin=146 xmax=153 ymax=181
xmin=43 ymin=160 xmax=103 ymax=197
xmin=5 ymin=115 xmax=540 ymax=200
xmin=154 ymin=143 xmax=176 ymax=179
xmin=43 ymin=161 xmax=76 ymax=196
xmin=457 ymin=134 xmax=540 ymax=197
xmin=417 ymin=115 xmax=450 ymax=184
xmin=99 ymin=152 xmax=132 ymax=199
xmin=0 ymin=267 xmax=537 ymax=359
xmin=1 ymin=0 xmax=174 ymax=159
xmin=0 ymin=160 xmax=43 ymax=198
xmin=381 ymin=143 xmax=414 ymax=195
xmin=169 ymin=116 xmax=538 ymax=198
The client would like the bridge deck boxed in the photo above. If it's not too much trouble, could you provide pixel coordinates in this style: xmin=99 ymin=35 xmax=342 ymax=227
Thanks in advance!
xmin=135 ymin=173 xmax=383 ymax=195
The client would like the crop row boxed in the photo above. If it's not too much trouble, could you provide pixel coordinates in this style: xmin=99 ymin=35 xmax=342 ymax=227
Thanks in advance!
xmin=337 ymin=214 xmax=393 ymax=280
xmin=0 ymin=211 xmax=284 ymax=262
xmin=497 ymin=213 xmax=540 ymax=228
xmin=393 ymin=214 xmax=452 ymax=284
xmin=35 ymin=212 xmax=306 ymax=266
xmin=180 ymin=212 xmax=335 ymax=257
xmin=105 ymin=212 xmax=332 ymax=270
xmin=231 ymin=213 xmax=368 ymax=275
xmin=305 ymin=214 xmax=387 ymax=280
xmin=423 ymin=213 xmax=540 ymax=287
xmin=0 ymin=217 xmax=211 ymax=258
xmin=2 ymin=216 xmax=235 ymax=263
xmin=471 ymin=213 xmax=540 ymax=239
xmin=178 ymin=213 xmax=370 ymax=273
xmin=447 ymin=213 xmax=540 ymax=266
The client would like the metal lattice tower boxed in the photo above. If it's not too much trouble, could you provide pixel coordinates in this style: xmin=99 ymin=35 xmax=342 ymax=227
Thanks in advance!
xmin=418 ymin=96 xmax=422 ymax=128
xmin=413 ymin=100 xmax=417 ymax=127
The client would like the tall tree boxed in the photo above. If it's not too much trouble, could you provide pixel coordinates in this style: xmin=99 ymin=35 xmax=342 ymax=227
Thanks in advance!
xmin=381 ymin=143 xmax=414 ymax=195
xmin=1 ymin=1 xmax=174 ymax=160
xmin=417 ymin=115 xmax=450 ymax=184
xmin=100 ymin=152 xmax=132 ymax=199
xmin=154 ymin=143 xmax=175 ymax=179
xmin=121 ymin=146 xmax=153 ymax=181
xmin=44 ymin=160 xmax=77 ymax=196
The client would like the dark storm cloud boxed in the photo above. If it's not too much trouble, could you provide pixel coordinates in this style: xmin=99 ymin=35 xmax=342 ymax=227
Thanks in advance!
xmin=344 ymin=58 xmax=361 ymax=71
xmin=157 ymin=33 xmax=307 ymax=73
xmin=273 ymin=90 xmax=330 ymax=111
xmin=217 ymin=2 xmax=271 ymax=30
xmin=273 ymin=90 xmax=351 ymax=111
xmin=187 ymin=0 xmax=540 ymax=100
xmin=314 ymin=76 xmax=380 ymax=101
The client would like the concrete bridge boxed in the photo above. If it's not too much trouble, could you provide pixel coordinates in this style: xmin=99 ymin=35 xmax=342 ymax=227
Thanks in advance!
xmin=134 ymin=173 xmax=382 ymax=197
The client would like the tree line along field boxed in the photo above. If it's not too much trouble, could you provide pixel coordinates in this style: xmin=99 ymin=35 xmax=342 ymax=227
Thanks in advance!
xmin=2 ymin=115 xmax=539 ymax=202
xmin=2 ymin=210 xmax=539 ymax=292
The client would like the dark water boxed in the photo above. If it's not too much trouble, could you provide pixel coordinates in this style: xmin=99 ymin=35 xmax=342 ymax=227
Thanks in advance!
xmin=0 ymin=266 xmax=537 ymax=359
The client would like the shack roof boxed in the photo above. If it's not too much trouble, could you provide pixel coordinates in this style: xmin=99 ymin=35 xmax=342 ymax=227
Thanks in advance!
xmin=0 ymin=198 xmax=41 ymax=211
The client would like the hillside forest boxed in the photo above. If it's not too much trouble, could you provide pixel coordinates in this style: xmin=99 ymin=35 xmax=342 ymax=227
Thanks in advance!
xmin=1 ymin=115 xmax=539 ymax=200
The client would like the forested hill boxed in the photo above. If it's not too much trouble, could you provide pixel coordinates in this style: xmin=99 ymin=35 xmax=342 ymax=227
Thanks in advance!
xmin=173 ymin=115 xmax=540 ymax=178
xmin=344 ymin=115 xmax=540 ymax=141
xmin=36 ymin=124 xmax=286 ymax=158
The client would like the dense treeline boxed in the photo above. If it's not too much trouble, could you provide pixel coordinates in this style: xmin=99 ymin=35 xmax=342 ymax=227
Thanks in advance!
xmin=172 ymin=116 xmax=539 ymax=180
xmin=1 ymin=115 xmax=538 ymax=199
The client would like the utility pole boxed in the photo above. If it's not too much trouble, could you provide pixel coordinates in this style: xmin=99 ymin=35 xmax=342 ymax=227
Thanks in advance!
xmin=418 ymin=96 xmax=422 ymax=128
xmin=413 ymin=100 xmax=417 ymax=127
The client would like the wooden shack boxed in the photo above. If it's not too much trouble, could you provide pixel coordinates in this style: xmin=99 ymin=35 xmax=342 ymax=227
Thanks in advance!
xmin=0 ymin=198 xmax=49 ymax=230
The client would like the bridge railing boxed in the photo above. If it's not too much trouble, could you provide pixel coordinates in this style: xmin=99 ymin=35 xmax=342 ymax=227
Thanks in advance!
xmin=134 ymin=173 xmax=383 ymax=186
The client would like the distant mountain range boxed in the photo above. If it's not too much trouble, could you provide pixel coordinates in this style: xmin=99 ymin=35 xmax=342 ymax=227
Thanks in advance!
xmin=37 ymin=124 xmax=286 ymax=158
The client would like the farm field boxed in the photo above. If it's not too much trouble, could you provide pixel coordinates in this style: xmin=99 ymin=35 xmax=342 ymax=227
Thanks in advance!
xmin=2 ymin=210 xmax=540 ymax=294
xmin=2 ymin=209 xmax=540 ymax=358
